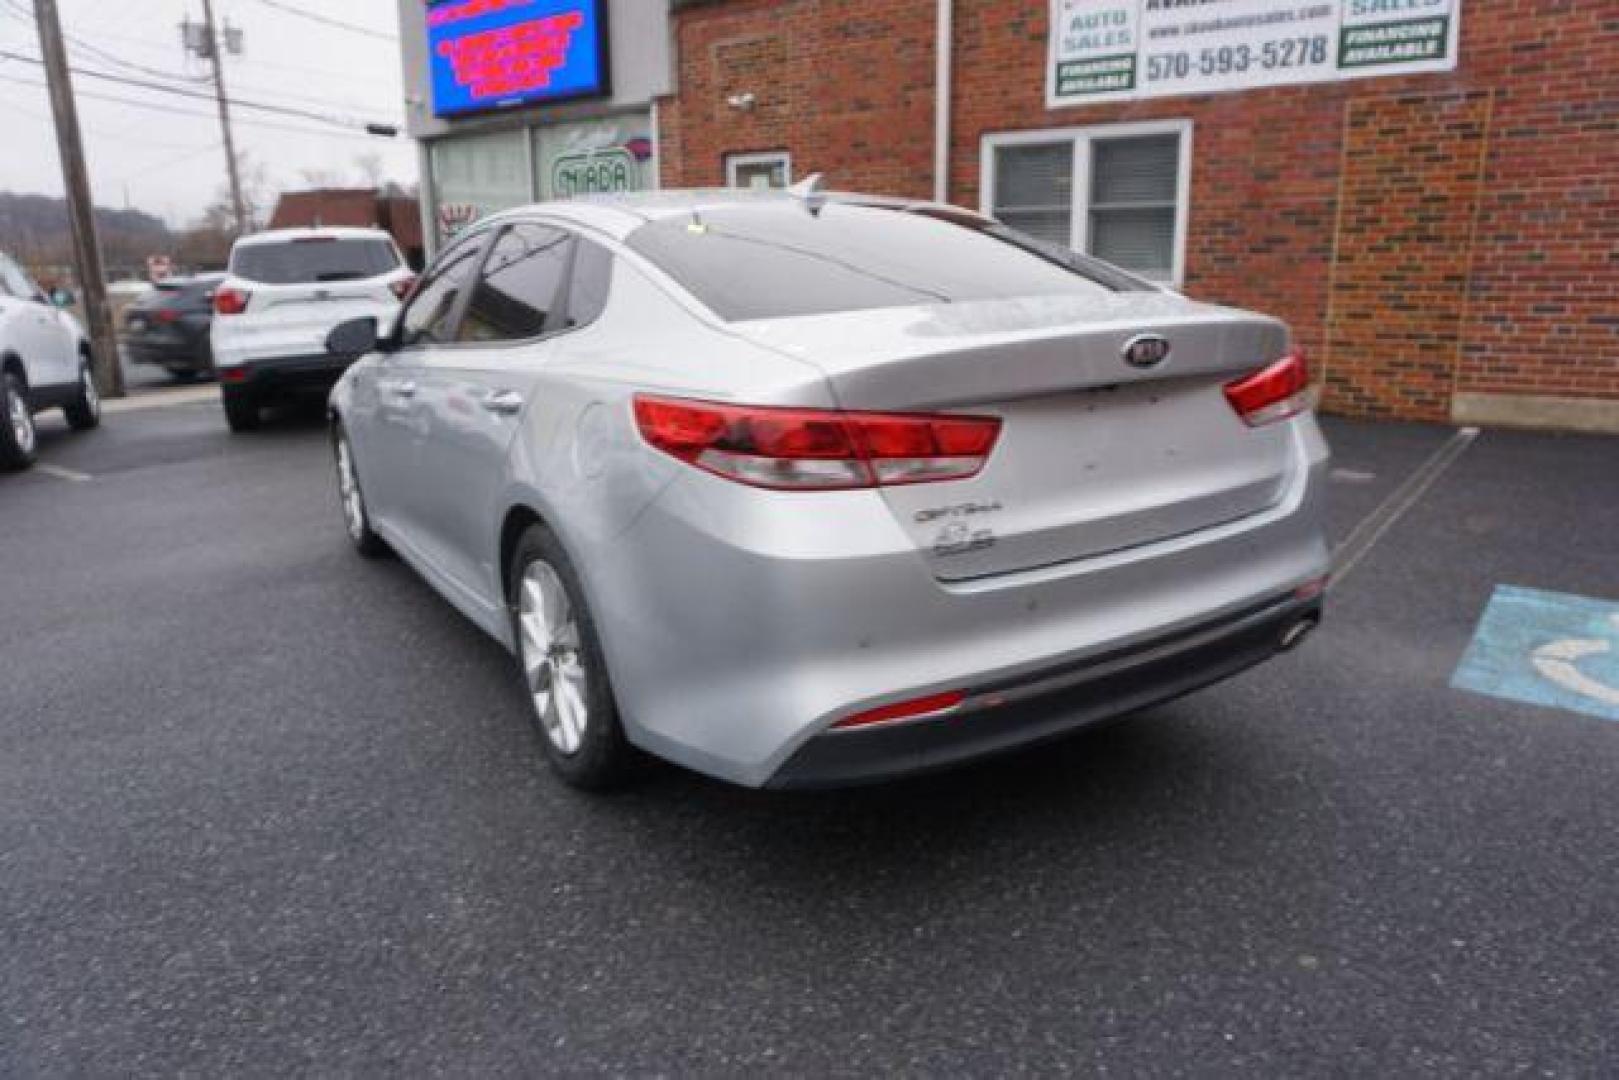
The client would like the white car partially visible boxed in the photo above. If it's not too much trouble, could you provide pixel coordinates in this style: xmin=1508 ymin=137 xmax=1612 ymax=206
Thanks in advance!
xmin=211 ymin=228 xmax=412 ymax=431
xmin=0 ymin=251 xmax=99 ymax=471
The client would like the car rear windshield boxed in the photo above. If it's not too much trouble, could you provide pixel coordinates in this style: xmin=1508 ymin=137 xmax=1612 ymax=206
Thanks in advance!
xmin=230 ymin=237 xmax=398 ymax=284
xmin=624 ymin=201 xmax=1145 ymax=322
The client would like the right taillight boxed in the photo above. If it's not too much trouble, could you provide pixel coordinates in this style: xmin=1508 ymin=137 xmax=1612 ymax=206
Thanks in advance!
xmin=213 ymin=287 xmax=251 ymax=316
xmin=633 ymin=395 xmax=1002 ymax=491
xmin=1224 ymin=350 xmax=1310 ymax=427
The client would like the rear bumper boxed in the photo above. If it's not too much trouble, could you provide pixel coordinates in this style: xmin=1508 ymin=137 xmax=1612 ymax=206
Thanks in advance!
xmin=767 ymin=592 xmax=1322 ymax=788
xmin=589 ymin=416 xmax=1333 ymax=789
xmin=220 ymin=354 xmax=351 ymax=397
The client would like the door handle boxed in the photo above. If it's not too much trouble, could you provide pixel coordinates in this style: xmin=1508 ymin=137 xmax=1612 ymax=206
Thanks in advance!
xmin=387 ymin=380 xmax=417 ymax=399
xmin=482 ymin=389 xmax=524 ymax=416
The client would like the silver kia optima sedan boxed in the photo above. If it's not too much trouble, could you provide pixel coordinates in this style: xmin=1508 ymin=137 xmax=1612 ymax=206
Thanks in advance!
xmin=324 ymin=186 xmax=1330 ymax=790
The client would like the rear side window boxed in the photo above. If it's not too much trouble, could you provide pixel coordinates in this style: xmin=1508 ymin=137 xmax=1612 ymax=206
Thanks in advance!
xmin=625 ymin=202 xmax=1123 ymax=322
xmin=230 ymin=237 xmax=399 ymax=284
xmin=564 ymin=239 xmax=614 ymax=329
xmin=458 ymin=223 xmax=573 ymax=343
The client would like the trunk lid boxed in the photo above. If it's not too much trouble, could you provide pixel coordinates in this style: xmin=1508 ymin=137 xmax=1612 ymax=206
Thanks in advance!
xmin=731 ymin=292 xmax=1299 ymax=581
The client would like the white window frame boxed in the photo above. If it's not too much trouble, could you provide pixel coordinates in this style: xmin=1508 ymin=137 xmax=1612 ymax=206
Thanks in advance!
xmin=980 ymin=119 xmax=1193 ymax=287
xmin=725 ymin=150 xmax=792 ymax=189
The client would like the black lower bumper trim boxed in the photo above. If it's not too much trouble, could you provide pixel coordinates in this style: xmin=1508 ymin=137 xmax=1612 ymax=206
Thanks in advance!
xmin=227 ymin=355 xmax=350 ymax=398
xmin=767 ymin=595 xmax=1323 ymax=790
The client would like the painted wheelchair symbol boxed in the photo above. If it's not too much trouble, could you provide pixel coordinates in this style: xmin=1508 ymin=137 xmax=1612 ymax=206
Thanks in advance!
xmin=1531 ymin=613 xmax=1619 ymax=708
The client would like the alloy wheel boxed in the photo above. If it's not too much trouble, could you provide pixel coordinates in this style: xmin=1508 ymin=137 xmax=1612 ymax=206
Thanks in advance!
xmin=334 ymin=435 xmax=366 ymax=541
xmin=517 ymin=559 xmax=590 ymax=755
xmin=81 ymin=368 xmax=99 ymax=419
xmin=9 ymin=384 xmax=34 ymax=456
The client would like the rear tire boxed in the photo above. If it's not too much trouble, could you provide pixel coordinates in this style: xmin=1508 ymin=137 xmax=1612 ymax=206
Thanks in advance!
xmin=509 ymin=524 xmax=638 ymax=791
xmin=63 ymin=363 xmax=101 ymax=431
xmin=222 ymin=386 xmax=260 ymax=432
xmin=0 ymin=370 xmax=37 ymax=471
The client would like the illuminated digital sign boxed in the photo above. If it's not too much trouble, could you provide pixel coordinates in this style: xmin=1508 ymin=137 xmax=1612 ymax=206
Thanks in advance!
xmin=427 ymin=0 xmax=609 ymax=118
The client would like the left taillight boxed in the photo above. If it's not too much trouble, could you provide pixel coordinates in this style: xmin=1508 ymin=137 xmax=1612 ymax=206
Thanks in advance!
xmin=1224 ymin=350 xmax=1311 ymax=427
xmin=632 ymin=395 xmax=1002 ymax=491
xmin=389 ymin=275 xmax=417 ymax=301
xmin=212 ymin=287 xmax=251 ymax=316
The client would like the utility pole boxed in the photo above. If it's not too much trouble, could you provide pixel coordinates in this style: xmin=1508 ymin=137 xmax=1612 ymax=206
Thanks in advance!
xmin=199 ymin=0 xmax=247 ymax=235
xmin=34 ymin=0 xmax=123 ymax=397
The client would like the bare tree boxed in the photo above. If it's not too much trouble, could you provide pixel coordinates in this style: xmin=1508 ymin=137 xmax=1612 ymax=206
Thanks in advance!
xmin=202 ymin=152 xmax=276 ymax=235
xmin=298 ymin=166 xmax=346 ymax=189
xmin=353 ymin=152 xmax=386 ymax=188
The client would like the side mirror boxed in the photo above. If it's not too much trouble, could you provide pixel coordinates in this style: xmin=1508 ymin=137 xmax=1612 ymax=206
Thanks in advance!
xmin=325 ymin=316 xmax=379 ymax=359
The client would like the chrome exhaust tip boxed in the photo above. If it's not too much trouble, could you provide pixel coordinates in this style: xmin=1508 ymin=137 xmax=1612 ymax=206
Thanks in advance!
xmin=1280 ymin=616 xmax=1319 ymax=652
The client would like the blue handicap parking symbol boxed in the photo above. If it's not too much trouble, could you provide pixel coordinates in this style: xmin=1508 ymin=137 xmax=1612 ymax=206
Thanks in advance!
xmin=1452 ymin=585 xmax=1619 ymax=722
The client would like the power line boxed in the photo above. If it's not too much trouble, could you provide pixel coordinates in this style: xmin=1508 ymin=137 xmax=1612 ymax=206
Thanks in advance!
xmin=0 ymin=0 xmax=211 ymax=85
xmin=0 ymin=72 xmax=399 ymax=142
xmin=246 ymin=0 xmax=397 ymax=42
xmin=0 ymin=92 xmax=213 ymax=151
xmin=0 ymin=0 xmax=404 ymax=109
xmin=0 ymin=48 xmax=392 ymax=131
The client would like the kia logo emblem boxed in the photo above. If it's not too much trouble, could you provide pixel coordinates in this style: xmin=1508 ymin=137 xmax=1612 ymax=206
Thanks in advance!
xmin=1123 ymin=334 xmax=1171 ymax=368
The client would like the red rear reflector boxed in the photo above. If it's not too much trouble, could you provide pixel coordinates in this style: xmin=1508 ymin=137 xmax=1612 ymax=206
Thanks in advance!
xmin=1224 ymin=350 xmax=1310 ymax=427
xmin=832 ymin=690 xmax=968 ymax=730
xmin=213 ymin=287 xmax=251 ymax=316
xmin=389 ymin=275 xmax=417 ymax=300
xmin=633 ymin=395 xmax=1001 ymax=490
xmin=1294 ymin=575 xmax=1330 ymax=601
xmin=218 ymin=367 xmax=249 ymax=384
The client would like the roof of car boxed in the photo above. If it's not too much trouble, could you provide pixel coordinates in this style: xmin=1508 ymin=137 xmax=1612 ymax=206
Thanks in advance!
xmin=483 ymin=188 xmax=960 ymax=242
xmin=232 ymin=226 xmax=394 ymax=248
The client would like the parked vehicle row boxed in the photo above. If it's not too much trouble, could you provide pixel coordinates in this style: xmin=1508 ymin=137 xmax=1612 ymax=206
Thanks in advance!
xmin=0 ymin=251 xmax=100 ymax=470
xmin=124 ymin=273 xmax=224 ymax=380
xmin=321 ymin=188 xmax=1331 ymax=792
xmin=211 ymin=228 xmax=412 ymax=432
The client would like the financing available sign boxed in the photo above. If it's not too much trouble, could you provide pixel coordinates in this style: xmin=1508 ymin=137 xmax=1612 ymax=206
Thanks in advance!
xmin=1048 ymin=0 xmax=1461 ymax=107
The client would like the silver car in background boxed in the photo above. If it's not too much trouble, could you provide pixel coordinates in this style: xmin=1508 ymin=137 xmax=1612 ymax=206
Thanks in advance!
xmin=326 ymin=188 xmax=1330 ymax=790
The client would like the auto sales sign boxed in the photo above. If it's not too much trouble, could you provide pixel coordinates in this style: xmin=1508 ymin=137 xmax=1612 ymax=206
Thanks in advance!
xmin=1048 ymin=0 xmax=1461 ymax=107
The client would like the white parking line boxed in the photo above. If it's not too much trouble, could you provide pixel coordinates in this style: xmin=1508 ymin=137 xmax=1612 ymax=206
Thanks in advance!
xmin=34 ymin=462 xmax=93 ymax=483
xmin=1331 ymin=426 xmax=1480 ymax=587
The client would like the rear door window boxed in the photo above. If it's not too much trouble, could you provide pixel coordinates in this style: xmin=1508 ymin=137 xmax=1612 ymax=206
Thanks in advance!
xmin=457 ymin=223 xmax=573 ymax=344
xmin=231 ymin=237 xmax=399 ymax=284
xmin=625 ymin=202 xmax=1127 ymax=322
xmin=398 ymin=237 xmax=486 ymax=347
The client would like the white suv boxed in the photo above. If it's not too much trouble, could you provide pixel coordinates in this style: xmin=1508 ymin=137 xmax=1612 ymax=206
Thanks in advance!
xmin=211 ymin=228 xmax=412 ymax=431
xmin=0 ymin=252 xmax=100 ymax=471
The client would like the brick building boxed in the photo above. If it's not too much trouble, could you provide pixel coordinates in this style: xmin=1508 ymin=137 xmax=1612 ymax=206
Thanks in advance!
xmin=268 ymin=188 xmax=426 ymax=269
xmin=656 ymin=0 xmax=1618 ymax=431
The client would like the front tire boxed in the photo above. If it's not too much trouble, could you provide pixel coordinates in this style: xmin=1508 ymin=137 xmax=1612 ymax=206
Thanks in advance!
xmin=0 ymin=370 xmax=37 ymax=471
xmin=332 ymin=423 xmax=388 ymax=557
xmin=63 ymin=362 xmax=101 ymax=431
xmin=509 ymin=525 xmax=637 ymax=790
xmin=222 ymin=386 xmax=260 ymax=432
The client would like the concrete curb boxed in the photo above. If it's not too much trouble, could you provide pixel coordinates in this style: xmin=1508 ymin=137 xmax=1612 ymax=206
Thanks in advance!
xmin=102 ymin=387 xmax=219 ymax=415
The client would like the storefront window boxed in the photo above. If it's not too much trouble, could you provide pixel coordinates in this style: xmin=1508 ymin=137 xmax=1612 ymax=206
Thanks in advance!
xmin=430 ymin=130 xmax=531 ymax=243
xmin=533 ymin=117 xmax=655 ymax=201
xmin=985 ymin=121 xmax=1191 ymax=284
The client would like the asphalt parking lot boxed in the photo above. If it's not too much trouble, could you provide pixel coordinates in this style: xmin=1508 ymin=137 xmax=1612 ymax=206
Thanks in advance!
xmin=2 ymin=396 xmax=1616 ymax=1075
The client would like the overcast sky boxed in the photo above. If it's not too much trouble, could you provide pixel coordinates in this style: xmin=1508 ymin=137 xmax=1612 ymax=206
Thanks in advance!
xmin=0 ymin=0 xmax=415 ymax=226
